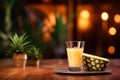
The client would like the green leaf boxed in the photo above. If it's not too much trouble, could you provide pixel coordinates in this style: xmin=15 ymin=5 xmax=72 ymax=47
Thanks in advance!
xmin=7 ymin=33 xmax=31 ymax=54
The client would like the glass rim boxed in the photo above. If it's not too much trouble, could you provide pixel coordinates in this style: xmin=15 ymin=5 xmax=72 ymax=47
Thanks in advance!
xmin=66 ymin=41 xmax=85 ymax=42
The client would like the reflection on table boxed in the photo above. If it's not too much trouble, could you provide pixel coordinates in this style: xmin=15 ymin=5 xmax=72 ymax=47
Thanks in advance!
xmin=0 ymin=59 xmax=120 ymax=80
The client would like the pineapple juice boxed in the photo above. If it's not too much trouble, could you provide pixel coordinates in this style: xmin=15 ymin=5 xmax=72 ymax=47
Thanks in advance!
xmin=67 ymin=47 xmax=83 ymax=70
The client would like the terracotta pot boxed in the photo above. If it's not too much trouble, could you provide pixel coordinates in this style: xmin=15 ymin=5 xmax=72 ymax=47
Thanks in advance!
xmin=12 ymin=53 xmax=27 ymax=67
xmin=27 ymin=59 xmax=40 ymax=67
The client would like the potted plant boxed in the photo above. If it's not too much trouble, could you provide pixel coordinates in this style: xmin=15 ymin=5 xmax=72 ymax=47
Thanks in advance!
xmin=27 ymin=46 xmax=42 ymax=67
xmin=51 ymin=13 xmax=73 ymax=58
xmin=7 ymin=33 xmax=31 ymax=67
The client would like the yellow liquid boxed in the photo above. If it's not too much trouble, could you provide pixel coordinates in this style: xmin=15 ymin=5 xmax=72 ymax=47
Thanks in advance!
xmin=67 ymin=47 xmax=83 ymax=67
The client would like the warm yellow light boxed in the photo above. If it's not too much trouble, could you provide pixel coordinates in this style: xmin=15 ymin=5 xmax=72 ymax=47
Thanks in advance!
xmin=114 ymin=14 xmax=120 ymax=23
xmin=80 ymin=10 xmax=90 ymax=19
xmin=108 ymin=46 xmax=115 ymax=54
xmin=78 ymin=10 xmax=90 ymax=31
xmin=49 ymin=14 xmax=56 ymax=26
xmin=108 ymin=27 xmax=116 ymax=35
xmin=101 ymin=12 xmax=109 ymax=21
xmin=42 ymin=32 xmax=51 ymax=42
xmin=78 ymin=18 xmax=90 ymax=31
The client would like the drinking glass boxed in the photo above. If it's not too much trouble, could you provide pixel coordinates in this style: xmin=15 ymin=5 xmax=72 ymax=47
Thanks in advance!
xmin=66 ymin=41 xmax=85 ymax=71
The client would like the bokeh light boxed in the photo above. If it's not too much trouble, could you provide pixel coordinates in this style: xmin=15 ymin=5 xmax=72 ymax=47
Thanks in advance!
xmin=49 ymin=13 xmax=56 ymax=26
xmin=114 ymin=14 xmax=120 ymax=23
xmin=42 ymin=32 xmax=51 ymax=42
xmin=108 ymin=27 xmax=116 ymax=35
xmin=101 ymin=12 xmax=109 ymax=21
xmin=78 ymin=10 xmax=90 ymax=31
xmin=80 ymin=10 xmax=90 ymax=19
xmin=108 ymin=46 xmax=116 ymax=54
xmin=78 ymin=19 xmax=89 ymax=30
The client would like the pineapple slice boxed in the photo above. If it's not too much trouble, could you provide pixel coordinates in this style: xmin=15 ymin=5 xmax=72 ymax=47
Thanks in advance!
xmin=82 ymin=53 xmax=109 ymax=71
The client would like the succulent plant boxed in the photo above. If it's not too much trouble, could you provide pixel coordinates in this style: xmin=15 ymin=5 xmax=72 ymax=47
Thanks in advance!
xmin=7 ymin=33 xmax=31 ymax=54
xmin=27 ymin=46 xmax=42 ymax=60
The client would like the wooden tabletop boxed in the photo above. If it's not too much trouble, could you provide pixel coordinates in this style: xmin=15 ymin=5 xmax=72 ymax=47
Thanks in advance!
xmin=0 ymin=59 xmax=120 ymax=80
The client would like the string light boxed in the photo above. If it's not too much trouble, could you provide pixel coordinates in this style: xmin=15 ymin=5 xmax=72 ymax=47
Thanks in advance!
xmin=108 ymin=27 xmax=116 ymax=36
xmin=108 ymin=46 xmax=115 ymax=54
xmin=101 ymin=12 xmax=109 ymax=21
xmin=114 ymin=14 xmax=120 ymax=23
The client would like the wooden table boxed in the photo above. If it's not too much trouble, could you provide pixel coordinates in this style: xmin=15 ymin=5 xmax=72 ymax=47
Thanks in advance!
xmin=0 ymin=59 xmax=120 ymax=80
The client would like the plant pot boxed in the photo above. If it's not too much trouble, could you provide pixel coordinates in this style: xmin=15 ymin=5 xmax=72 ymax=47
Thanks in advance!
xmin=12 ymin=53 xmax=27 ymax=67
xmin=54 ymin=47 xmax=66 ymax=58
xmin=27 ymin=59 xmax=40 ymax=67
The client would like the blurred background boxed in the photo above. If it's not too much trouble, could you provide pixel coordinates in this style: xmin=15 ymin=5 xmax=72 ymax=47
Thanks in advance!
xmin=0 ymin=0 xmax=120 ymax=59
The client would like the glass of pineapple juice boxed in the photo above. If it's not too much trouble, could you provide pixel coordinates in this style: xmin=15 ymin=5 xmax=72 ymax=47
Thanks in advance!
xmin=66 ymin=41 xmax=85 ymax=71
